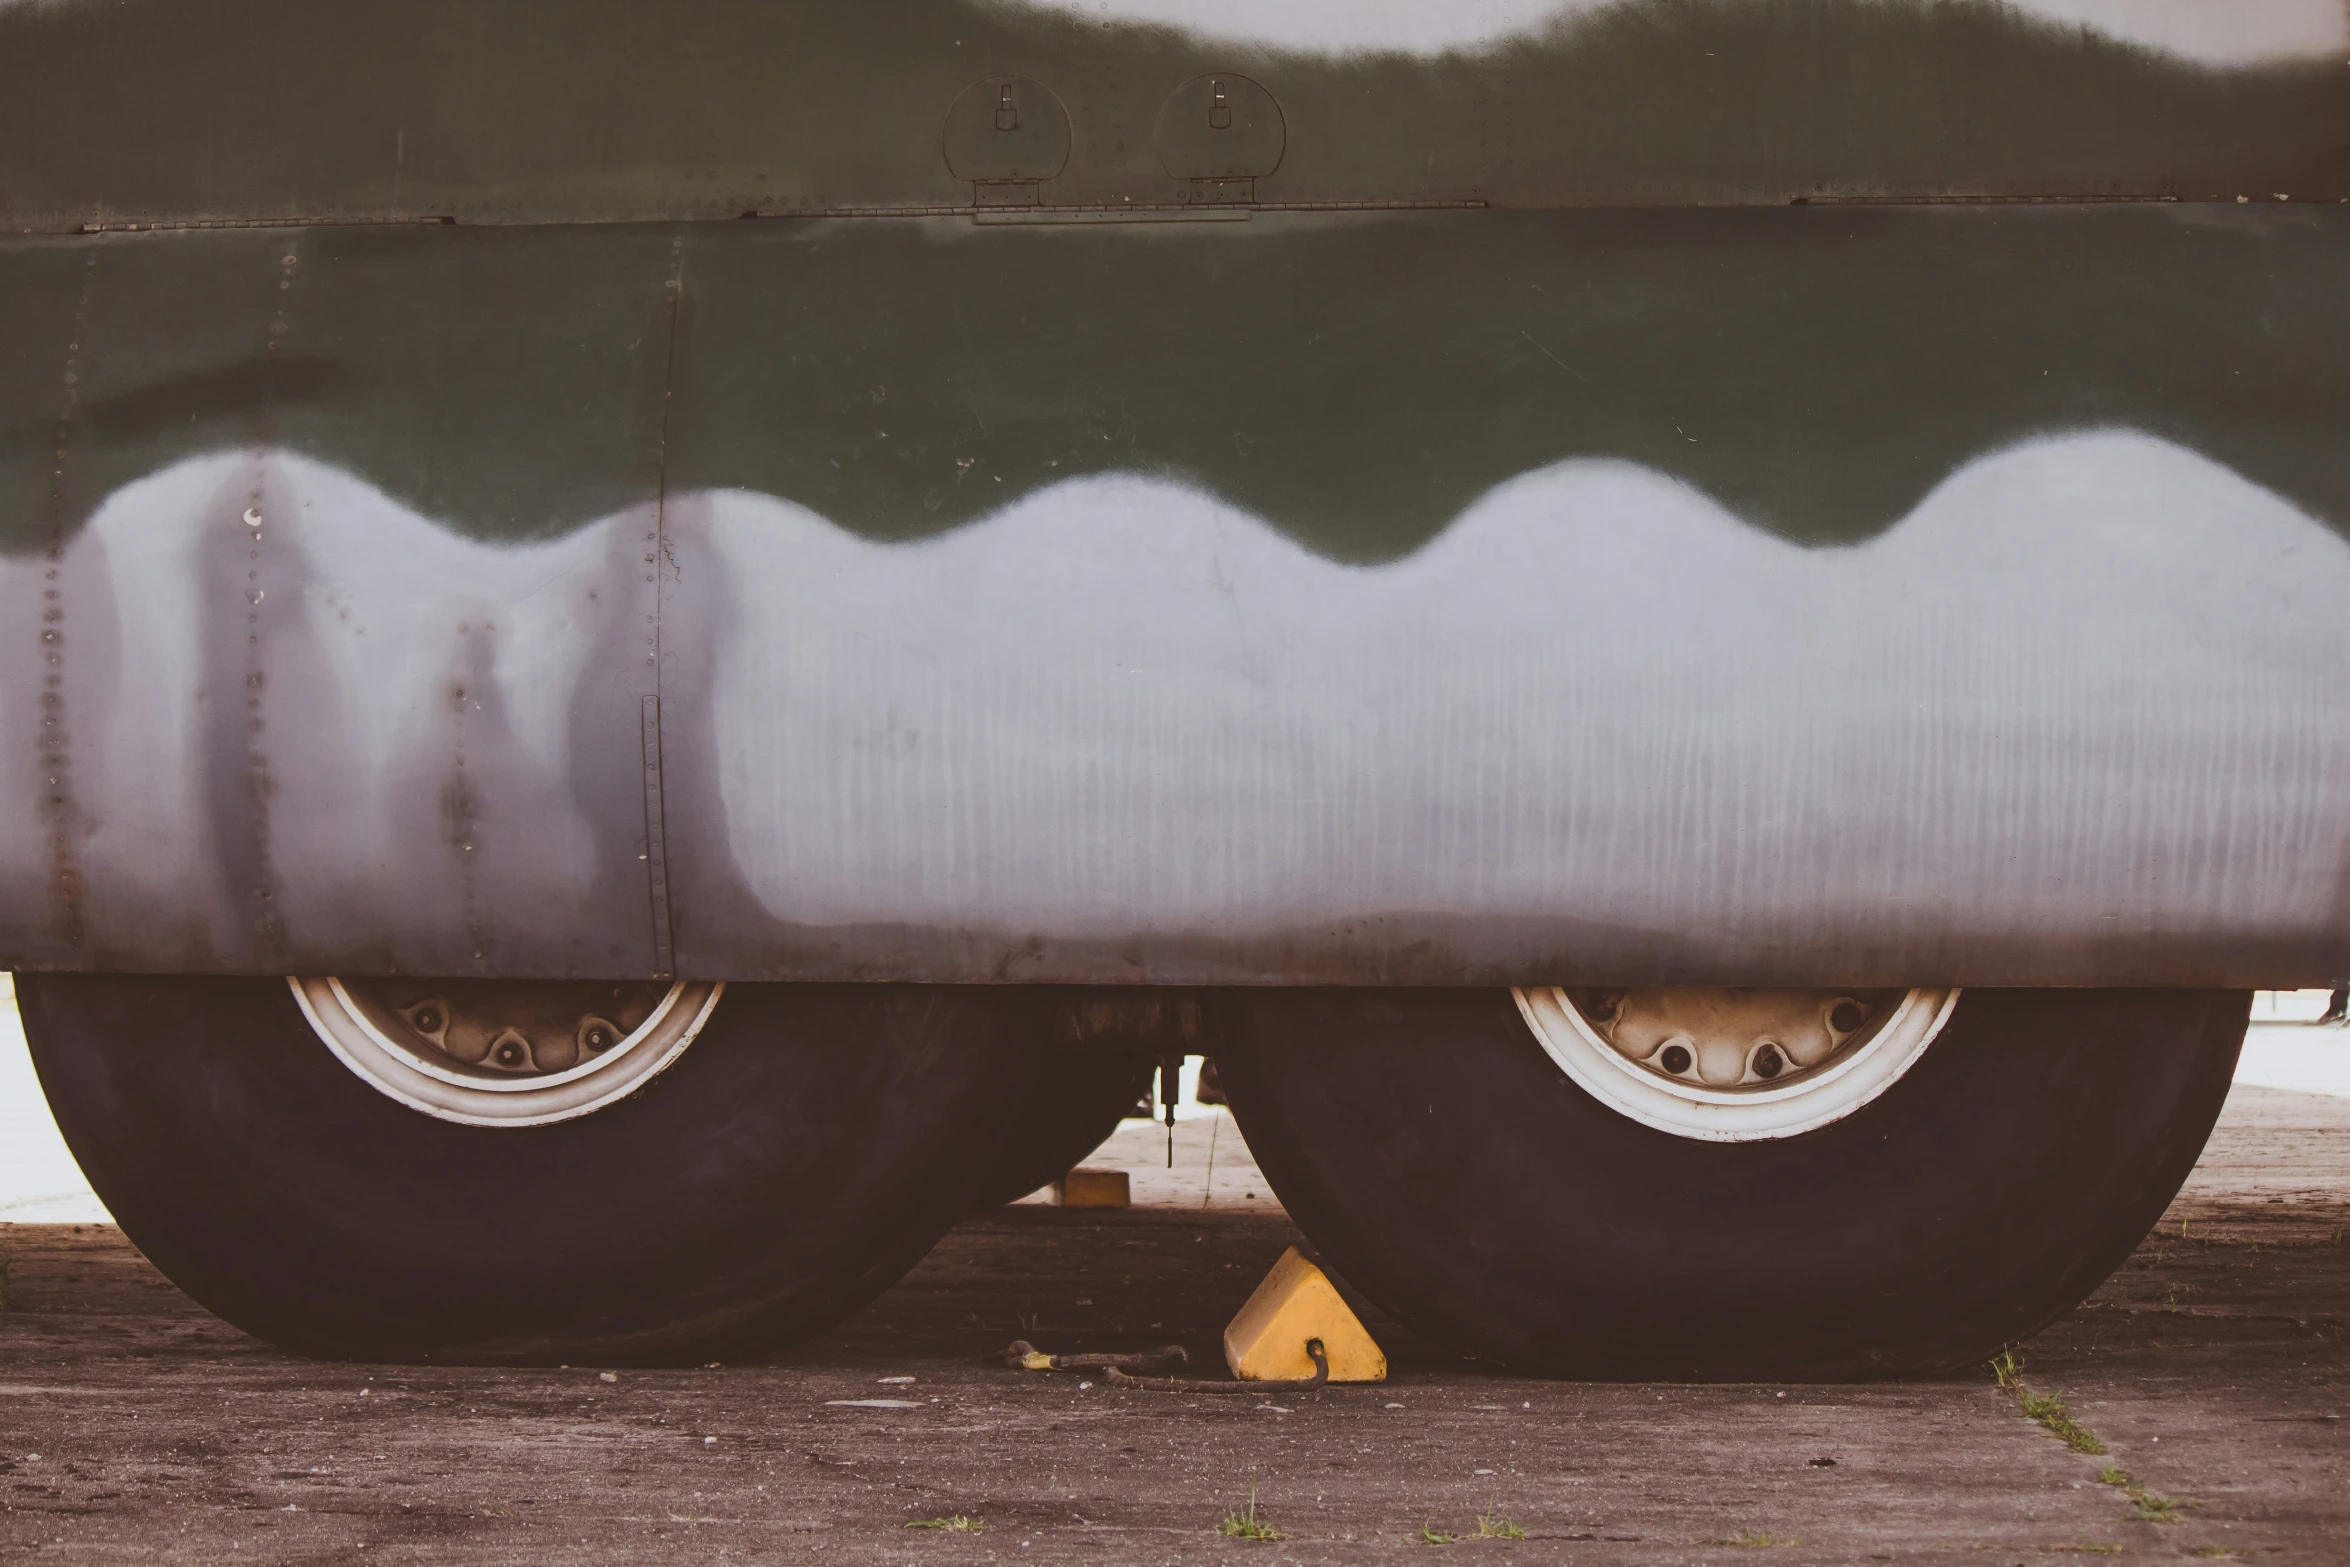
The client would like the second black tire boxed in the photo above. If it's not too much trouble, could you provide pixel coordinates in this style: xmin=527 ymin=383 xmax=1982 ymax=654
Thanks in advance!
xmin=1216 ymin=987 xmax=2246 ymax=1379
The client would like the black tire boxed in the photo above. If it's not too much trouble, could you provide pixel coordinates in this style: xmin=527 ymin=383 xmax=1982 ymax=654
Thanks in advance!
xmin=21 ymin=975 xmax=1043 ymax=1365
xmin=969 ymin=1043 xmax=1156 ymax=1211
xmin=1216 ymin=988 xmax=2247 ymax=1379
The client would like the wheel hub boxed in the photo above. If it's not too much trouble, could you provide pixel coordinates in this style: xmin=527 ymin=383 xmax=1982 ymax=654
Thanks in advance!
xmin=1513 ymin=985 xmax=1959 ymax=1141
xmin=292 ymin=976 xmax=724 ymax=1127
xmin=1573 ymin=987 xmax=1901 ymax=1089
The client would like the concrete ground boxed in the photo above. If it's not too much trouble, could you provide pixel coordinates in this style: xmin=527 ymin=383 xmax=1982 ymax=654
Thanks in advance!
xmin=3 ymin=1034 xmax=2348 ymax=1563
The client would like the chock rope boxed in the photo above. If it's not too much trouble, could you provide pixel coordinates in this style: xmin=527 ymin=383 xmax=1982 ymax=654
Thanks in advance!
xmin=994 ymin=1341 xmax=1188 ymax=1374
xmin=994 ymin=1337 xmax=1331 ymax=1394
xmin=1108 ymin=1338 xmax=1328 ymax=1394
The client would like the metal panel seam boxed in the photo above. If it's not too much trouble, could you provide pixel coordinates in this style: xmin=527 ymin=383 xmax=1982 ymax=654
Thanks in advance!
xmin=642 ymin=240 xmax=686 ymax=980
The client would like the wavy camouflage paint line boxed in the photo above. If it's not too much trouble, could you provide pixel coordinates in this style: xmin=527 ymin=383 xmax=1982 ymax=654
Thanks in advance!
xmin=996 ymin=0 xmax=2350 ymax=66
xmin=0 ymin=429 xmax=2344 ymax=984
xmin=10 ymin=0 xmax=2346 ymax=58
xmin=2 ymin=0 xmax=2346 ymax=228
xmin=11 ymin=208 xmax=2350 ymax=564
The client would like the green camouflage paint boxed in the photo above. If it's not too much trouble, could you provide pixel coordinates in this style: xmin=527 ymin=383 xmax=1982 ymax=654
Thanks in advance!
xmin=6 ymin=206 xmax=2348 ymax=560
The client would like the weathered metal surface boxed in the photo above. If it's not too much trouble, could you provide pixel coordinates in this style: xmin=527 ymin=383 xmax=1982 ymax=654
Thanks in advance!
xmin=1 ymin=0 xmax=2345 ymax=230
xmin=0 ymin=226 xmax=679 ymax=976
xmin=650 ymin=426 xmax=2350 ymax=986
xmin=0 ymin=208 xmax=2345 ymax=986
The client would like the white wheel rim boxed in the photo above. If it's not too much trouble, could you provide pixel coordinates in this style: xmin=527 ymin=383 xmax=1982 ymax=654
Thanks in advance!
xmin=292 ymin=976 xmax=724 ymax=1128
xmin=1512 ymin=986 xmax=1960 ymax=1142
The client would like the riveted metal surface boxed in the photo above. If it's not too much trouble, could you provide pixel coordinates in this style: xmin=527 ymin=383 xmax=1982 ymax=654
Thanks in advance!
xmin=1 ymin=4 xmax=2347 ymax=987
xmin=0 ymin=224 xmax=679 ymax=976
xmin=0 ymin=207 xmax=2342 ymax=985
